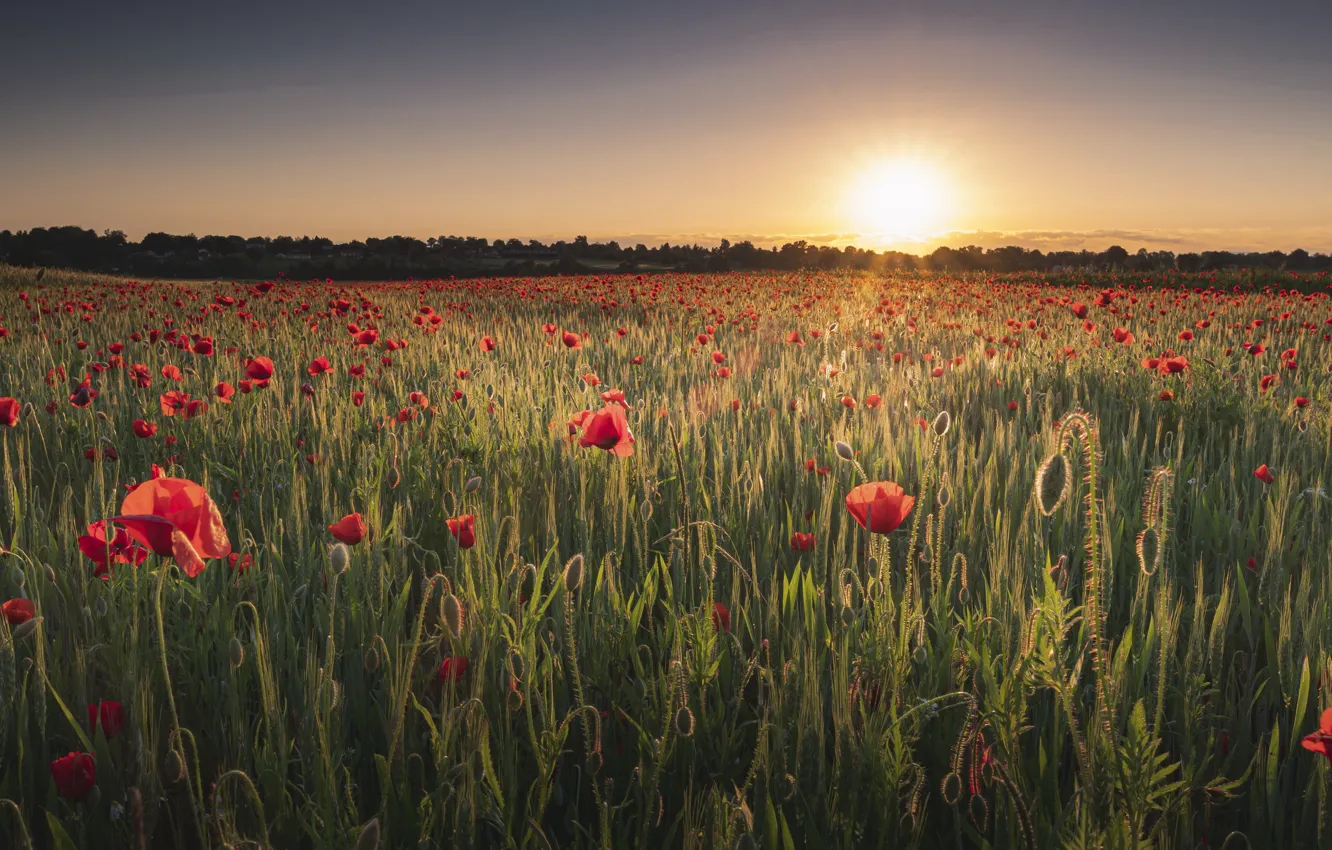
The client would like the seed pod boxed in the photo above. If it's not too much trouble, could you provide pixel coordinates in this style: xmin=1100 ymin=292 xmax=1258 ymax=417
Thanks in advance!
xmin=913 ymin=645 xmax=927 ymax=665
xmin=1035 ymin=453 xmax=1070 ymax=516
xmin=442 ymin=594 xmax=465 ymax=639
xmin=932 ymin=410 xmax=951 ymax=436
xmin=639 ymin=499 xmax=653 ymax=523
xmin=355 ymin=818 xmax=381 ymax=850
xmin=563 ymin=554 xmax=584 ymax=593
xmin=958 ymin=586 xmax=971 ymax=605
xmin=674 ymin=706 xmax=695 ymax=737
xmin=834 ymin=441 xmax=855 ymax=461
xmin=464 ymin=476 xmax=481 ymax=493
xmin=937 ymin=484 xmax=952 ymax=509
xmin=228 ymin=637 xmax=245 ymax=669
xmin=45 ymin=564 xmax=57 ymax=584
xmin=363 ymin=644 xmax=381 ymax=675
xmin=506 ymin=687 xmax=524 ymax=713
xmin=329 ymin=543 xmax=351 ymax=576
xmin=13 ymin=618 xmax=41 ymax=640
xmin=163 ymin=750 xmax=185 ymax=784
xmin=508 ymin=649 xmax=525 ymax=681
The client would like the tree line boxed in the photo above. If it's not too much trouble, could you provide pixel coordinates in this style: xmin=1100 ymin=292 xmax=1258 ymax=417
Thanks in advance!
xmin=2 ymin=226 xmax=1330 ymax=280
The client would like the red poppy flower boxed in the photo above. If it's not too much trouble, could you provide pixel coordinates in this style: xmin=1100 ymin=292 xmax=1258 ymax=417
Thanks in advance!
xmin=480 ymin=336 xmax=497 ymax=352
xmin=50 ymin=752 xmax=96 ymax=802
xmin=131 ymin=418 xmax=157 ymax=438
xmin=439 ymin=656 xmax=469 ymax=682
xmin=841 ymin=395 xmax=856 ymax=408
xmin=1295 ymin=397 xmax=1310 ymax=408
xmin=845 ymin=481 xmax=915 ymax=535
xmin=711 ymin=351 xmax=726 ymax=364
xmin=2 ymin=598 xmax=34 ymax=625
xmin=307 ymin=356 xmax=332 ymax=376
xmin=711 ymin=602 xmax=731 ymax=634
xmin=244 ymin=356 xmax=275 ymax=385
xmin=561 ymin=331 xmax=583 ymax=349
xmin=352 ymin=391 xmax=365 ymax=407
xmin=191 ymin=338 xmax=214 ymax=356
xmin=581 ymin=372 xmax=601 ymax=387
xmin=865 ymin=394 xmax=882 ymax=409
xmin=69 ymin=375 xmax=97 ymax=408
xmin=1254 ymin=464 xmax=1275 ymax=485
xmin=0 ymin=397 xmax=20 ymax=428
xmin=1112 ymin=327 xmax=1135 ymax=344
xmin=542 ymin=323 xmax=558 ymax=335
xmin=161 ymin=364 xmax=183 ymax=382
xmin=577 ymin=404 xmax=635 ymax=457
xmin=227 ymin=552 xmax=255 ymax=574
xmin=88 ymin=701 xmax=125 ymax=739
xmin=446 ymin=514 xmax=476 ymax=549
xmin=790 ymin=532 xmax=816 ymax=552
xmin=328 ymin=512 xmax=367 ymax=545
xmin=600 ymin=389 xmax=630 ymax=409
xmin=1302 ymin=707 xmax=1332 ymax=764
xmin=353 ymin=328 xmax=379 ymax=347
xmin=1070 ymin=302 xmax=1088 ymax=319
xmin=215 ymin=382 xmax=235 ymax=404
xmin=78 ymin=520 xmax=148 ymax=576
xmin=111 ymin=477 xmax=232 ymax=578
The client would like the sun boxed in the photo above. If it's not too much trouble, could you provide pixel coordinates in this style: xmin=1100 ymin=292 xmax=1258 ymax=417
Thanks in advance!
xmin=845 ymin=158 xmax=953 ymax=240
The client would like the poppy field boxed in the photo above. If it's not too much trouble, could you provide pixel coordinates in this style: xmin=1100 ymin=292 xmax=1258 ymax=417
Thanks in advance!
xmin=2 ymin=264 xmax=1332 ymax=849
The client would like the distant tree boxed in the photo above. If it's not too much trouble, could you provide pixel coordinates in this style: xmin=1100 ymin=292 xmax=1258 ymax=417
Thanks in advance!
xmin=1102 ymin=245 xmax=1130 ymax=267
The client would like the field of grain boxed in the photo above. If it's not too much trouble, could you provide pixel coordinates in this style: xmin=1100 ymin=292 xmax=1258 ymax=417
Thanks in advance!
xmin=0 ymin=265 xmax=1330 ymax=849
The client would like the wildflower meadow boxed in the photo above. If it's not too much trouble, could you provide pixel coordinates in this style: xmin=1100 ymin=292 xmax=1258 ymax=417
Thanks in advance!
xmin=0 ymin=264 xmax=1330 ymax=849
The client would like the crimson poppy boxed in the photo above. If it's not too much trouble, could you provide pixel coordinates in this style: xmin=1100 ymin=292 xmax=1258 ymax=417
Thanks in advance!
xmin=865 ymin=394 xmax=882 ymax=409
xmin=112 ymin=477 xmax=231 ymax=578
xmin=439 ymin=656 xmax=469 ymax=682
xmin=78 ymin=520 xmax=148 ymax=576
xmin=711 ymin=602 xmax=731 ymax=633
xmin=329 ymin=512 xmax=367 ymax=545
xmin=561 ymin=331 xmax=583 ymax=349
xmin=0 ymin=397 xmax=20 ymax=427
xmin=215 ymin=382 xmax=235 ymax=404
xmin=1302 ymin=707 xmax=1332 ymax=764
xmin=480 ymin=336 xmax=497 ymax=352
xmin=447 ymin=514 xmax=476 ymax=549
xmin=352 ymin=391 xmax=365 ymax=407
xmin=244 ymin=356 xmax=275 ymax=385
xmin=307 ymin=356 xmax=332 ymax=376
xmin=1254 ymin=464 xmax=1275 ymax=485
xmin=131 ymin=418 xmax=157 ymax=438
xmin=577 ymin=405 xmax=635 ymax=457
xmin=600 ymin=389 xmax=630 ymax=409
xmin=791 ymin=532 xmax=816 ymax=551
xmin=50 ymin=752 xmax=96 ymax=801
xmin=88 ymin=701 xmax=125 ymax=739
xmin=845 ymin=481 xmax=915 ymax=535
xmin=161 ymin=364 xmax=183 ymax=382
xmin=2 ymin=598 xmax=34 ymax=625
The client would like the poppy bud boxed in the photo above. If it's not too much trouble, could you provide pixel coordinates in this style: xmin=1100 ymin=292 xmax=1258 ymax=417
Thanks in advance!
xmin=464 ymin=476 xmax=481 ymax=493
xmin=507 ymin=688 xmax=525 ymax=712
xmin=508 ymin=649 xmax=525 ymax=681
xmin=13 ymin=617 xmax=41 ymax=640
xmin=913 ymin=645 xmax=927 ymax=665
xmin=834 ymin=441 xmax=855 ymax=461
xmin=932 ymin=410 xmax=951 ymax=436
xmin=674 ymin=706 xmax=695 ymax=737
xmin=958 ymin=586 xmax=971 ymax=604
xmin=1035 ymin=453 xmax=1070 ymax=516
xmin=639 ymin=499 xmax=653 ymax=523
xmin=329 ymin=543 xmax=351 ymax=576
xmin=229 ymin=637 xmax=245 ymax=669
xmin=363 ymin=644 xmax=381 ymax=675
xmin=563 ymin=554 xmax=584 ymax=593
xmin=937 ymin=485 xmax=952 ymax=509
xmin=442 ymin=593 xmax=465 ymax=639
xmin=355 ymin=818 xmax=380 ymax=850
xmin=46 ymin=564 xmax=56 ymax=584
xmin=1137 ymin=527 xmax=1160 ymax=575
xmin=163 ymin=750 xmax=185 ymax=784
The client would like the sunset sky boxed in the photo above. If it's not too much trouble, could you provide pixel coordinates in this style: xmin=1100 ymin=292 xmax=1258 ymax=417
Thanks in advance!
xmin=3 ymin=0 xmax=1331 ymax=252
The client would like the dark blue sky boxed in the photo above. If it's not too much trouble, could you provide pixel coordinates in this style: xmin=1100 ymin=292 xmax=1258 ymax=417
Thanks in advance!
xmin=4 ymin=1 xmax=1330 ymax=249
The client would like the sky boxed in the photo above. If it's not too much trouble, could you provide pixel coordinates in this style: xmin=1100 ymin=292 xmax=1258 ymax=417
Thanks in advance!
xmin=3 ymin=0 xmax=1331 ymax=253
